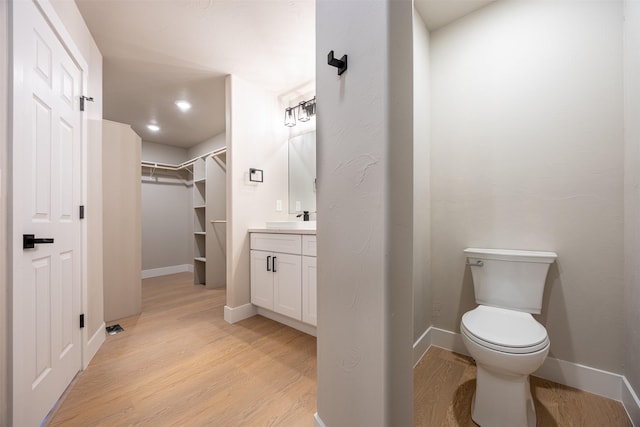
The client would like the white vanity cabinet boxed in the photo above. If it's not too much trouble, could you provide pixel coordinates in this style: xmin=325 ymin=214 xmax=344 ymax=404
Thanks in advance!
xmin=250 ymin=232 xmax=317 ymax=329
xmin=301 ymin=235 xmax=317 ymax=326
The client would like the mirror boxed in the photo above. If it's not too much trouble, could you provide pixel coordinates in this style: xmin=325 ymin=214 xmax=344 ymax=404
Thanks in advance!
xmin=289 ymin=131 xmax=316 ymax=213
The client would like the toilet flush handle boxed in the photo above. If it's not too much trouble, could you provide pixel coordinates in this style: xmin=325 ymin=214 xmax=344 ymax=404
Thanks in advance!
xmin=466 ymin=260 xmax=484 ymax=267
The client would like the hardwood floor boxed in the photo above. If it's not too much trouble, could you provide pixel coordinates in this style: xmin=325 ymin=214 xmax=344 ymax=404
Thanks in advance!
xmin=47 ymin=272 xmax=632 ymax=426
xmin=414 ymin=346 xmax=633 ymax=427
xmin=47 ymin=273 xmax=317 ymax=426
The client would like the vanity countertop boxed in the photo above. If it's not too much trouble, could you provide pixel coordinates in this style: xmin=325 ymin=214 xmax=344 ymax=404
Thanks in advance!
xmin=248 ymin=227 xmax=317 ymax=235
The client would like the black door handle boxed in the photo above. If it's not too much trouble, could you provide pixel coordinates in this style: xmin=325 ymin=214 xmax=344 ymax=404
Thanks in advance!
xmin=23 ymin=234 xmax=54 ymax=249
xmin=267 ymin=255 xmax=271 ymax=272
xmin=272 ymin=256 xmax=277 ymax=273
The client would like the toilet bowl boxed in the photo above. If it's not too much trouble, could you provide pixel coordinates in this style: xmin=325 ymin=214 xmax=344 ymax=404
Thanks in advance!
xmin=461 ymin=248 xmax=557 ymax=427
xmin=461 ymin=305 xmax=549 ymax=427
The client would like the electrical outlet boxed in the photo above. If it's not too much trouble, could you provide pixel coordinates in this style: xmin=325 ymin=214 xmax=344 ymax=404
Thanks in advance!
xmin=296 ymin=201 xmax=301 ymax=211
xmin=276 ymin=200 xmax=282 ymax=211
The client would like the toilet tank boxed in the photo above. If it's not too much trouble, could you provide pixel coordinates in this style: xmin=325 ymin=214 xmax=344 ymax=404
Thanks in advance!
xmin=464 ymin=248 xmax=557 ymax=314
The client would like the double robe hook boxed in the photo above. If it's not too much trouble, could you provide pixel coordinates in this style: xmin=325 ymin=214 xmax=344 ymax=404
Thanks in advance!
xmin=327 ymin=50 xmax=348 ymax=76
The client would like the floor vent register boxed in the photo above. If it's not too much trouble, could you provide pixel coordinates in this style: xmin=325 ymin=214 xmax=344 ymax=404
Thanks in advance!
xmin=106 ymin=324 xmax=124 ymax=335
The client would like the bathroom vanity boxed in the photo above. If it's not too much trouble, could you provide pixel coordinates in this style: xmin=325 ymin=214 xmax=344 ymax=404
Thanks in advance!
xmin=249 ymin=228 xmax=317 ymax=335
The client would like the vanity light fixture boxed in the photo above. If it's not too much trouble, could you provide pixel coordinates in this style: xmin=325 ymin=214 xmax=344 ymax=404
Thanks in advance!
xmin=175 ymin=100 xmax=192 ymax=112
xmin=298 ymin=101 xmax=309 ymax=122
xmin=283 ymin=96 xmax=316 ymax=127
xmin=147 ymin=124 xmax=160 ymax=132
xmin=284 ymin=107 xmax=296 ymax=127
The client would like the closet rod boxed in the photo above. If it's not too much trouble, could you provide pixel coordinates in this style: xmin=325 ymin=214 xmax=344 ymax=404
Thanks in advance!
xmin=140 ymin=162 xmax=187 ymax=172
xmin=140 ymin=146 xmax=227 ymax=171
xmin=210 ymin=147 xmax=227 ymax=158
xmin=210 ymin=220 xmax=227 ymax=223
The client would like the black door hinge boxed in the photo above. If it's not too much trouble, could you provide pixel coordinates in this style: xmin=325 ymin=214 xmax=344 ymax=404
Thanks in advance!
xmin=80 ymin=96 xmax=94 ymax=112
xmin=79 ymin=205 xmax=85 ymax=219
xmin=80 ymin=314 xmax=85 ymax=329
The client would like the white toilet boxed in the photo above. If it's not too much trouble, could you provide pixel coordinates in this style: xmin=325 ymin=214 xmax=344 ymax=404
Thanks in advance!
xmin=460 ymin=248 xmax=557 ymax=427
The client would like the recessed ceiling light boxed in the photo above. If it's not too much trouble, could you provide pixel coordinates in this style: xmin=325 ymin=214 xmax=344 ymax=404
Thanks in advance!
xmin=147 ymin=124 xmax=160 ymax=132
xmin=175 ymin=100 xmax=192 ymax=112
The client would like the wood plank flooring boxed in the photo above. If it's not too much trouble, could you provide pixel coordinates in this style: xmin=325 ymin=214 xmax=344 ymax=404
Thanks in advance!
xmin=47 ymin=272 xmax=632 ymax=426
xmin=414 ymin=346 xmax=633 ymax=427
xmin=47 ymin=273 xmax=317 ymax=426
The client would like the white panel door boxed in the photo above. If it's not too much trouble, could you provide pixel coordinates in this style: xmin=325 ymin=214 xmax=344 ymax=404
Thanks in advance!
xmin=13 ymin=1 xmax=83 ymax=425
xmin=302 ymin=256 xmax=317 ymax=326
xmin=273 ymin=253 xmax=302 ymax=320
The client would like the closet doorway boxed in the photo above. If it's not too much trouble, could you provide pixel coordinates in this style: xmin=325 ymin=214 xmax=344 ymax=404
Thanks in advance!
xmin=140 ymin=144 xmax=227 ymax=288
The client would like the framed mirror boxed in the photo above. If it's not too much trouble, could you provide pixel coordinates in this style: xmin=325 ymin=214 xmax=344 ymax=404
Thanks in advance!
xmin=288 ymin=131 xmax=316 ymax=213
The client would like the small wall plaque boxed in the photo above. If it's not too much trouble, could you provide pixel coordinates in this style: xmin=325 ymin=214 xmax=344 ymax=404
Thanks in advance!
xmin=249 ymin=168 xmax=263 ymax=183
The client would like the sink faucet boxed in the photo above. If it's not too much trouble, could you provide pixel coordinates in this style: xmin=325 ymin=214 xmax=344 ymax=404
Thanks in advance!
xmin=296 ymin=211 xmax=310 ymax=221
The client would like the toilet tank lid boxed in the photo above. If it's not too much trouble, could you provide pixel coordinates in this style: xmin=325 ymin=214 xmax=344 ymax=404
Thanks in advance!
xmin=464 ymin=248 xmax=558 ymax=263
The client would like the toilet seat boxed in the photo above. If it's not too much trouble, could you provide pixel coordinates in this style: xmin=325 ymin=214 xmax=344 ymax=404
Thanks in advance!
xmin=461 ymin=305 xmax=549 ymax=354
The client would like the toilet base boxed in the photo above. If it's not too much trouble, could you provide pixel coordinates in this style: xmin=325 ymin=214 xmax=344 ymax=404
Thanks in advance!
xmin=471 ymin=364 xmax=536 ymax=427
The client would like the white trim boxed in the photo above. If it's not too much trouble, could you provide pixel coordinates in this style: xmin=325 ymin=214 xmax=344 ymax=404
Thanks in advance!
xmin=256 ymin=307 xmax=317 ymax=337
xmin=83 ymin=322 xmax=106 ymax=370
xmin=313 ymin=412 xmax=327 ymax=427
xmin=430 ymin=326 xmax=469 ymax=356
xmin=142 ymin=264 xmax=193 ymax=279
xmin=535 ymin=355 xmax=623 ymax=401
xmin=223 ymin=303 xmax=257 ymax=324
xmin=623 ymin=377 xmax=640 ymax=426
xmin=413 ymin=327 xmax=432 ymax=367
xmin=414 ymin=326 xmax=640 ymax=411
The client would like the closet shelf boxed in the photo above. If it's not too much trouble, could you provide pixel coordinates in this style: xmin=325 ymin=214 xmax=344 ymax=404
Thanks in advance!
xmin=194 ymin=178 xmax=206 ymax=184
xmin=194 ymin=205 xmax=206 ymax=209
xmin=194 ymin=232 xmax=206 ymax=236
xmin=194 ymin=257 xmax=206 ymax=262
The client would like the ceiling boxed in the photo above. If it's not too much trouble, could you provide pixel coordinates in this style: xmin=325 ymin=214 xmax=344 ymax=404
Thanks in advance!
xmin=75 ymin=0 xmax=494 ymax=148
xmin=415 ymin=0 xmax=496 ymax=31
xmin=75 ymin=0 xmax=316 ymax=147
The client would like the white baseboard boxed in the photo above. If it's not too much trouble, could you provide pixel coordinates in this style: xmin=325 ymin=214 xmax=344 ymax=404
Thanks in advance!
xmin=430 ymin=326 xmax=469 ymax=356
xmin=142 ymin=264 xmax=193 ymax=279
xmin=83 ymin=321 xmax=105 ymax=369
xmin=535 ymin=355 xmax=623 ymax=401
xmin=413 ymin=327 xmax=432 ymax=367
xmin=313 ymin=412 xmax=327 ymax=427
xmin=224 ymin=303 xmax=257 ymax=324
xmin=623 ymin=377 xmax=640 ymax=426
xmin=256 ymin=307 xmax=317 ymax=337
xmin=415 ymin=326 xmax=640 ymax=421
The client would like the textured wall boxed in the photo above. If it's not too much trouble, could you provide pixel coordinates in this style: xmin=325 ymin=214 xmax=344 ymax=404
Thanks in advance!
xmin=316 ymin=0 xmax=414 ymax=425
xmin=226 ymin=75 xmax=288 ymax=308
xmin=430 ymin=0 xmax=624 ymax=373
xmin=140 ymin=141 xmax=192 ymax=271
xmin=103 ymin=121 xmax=142 ymax=322
xmin=0 ymin=2 xmax=8 ymax=424
xmin=624 ymin=0 xmax=640 ymax=402
xmin=413 ymin=9 xmax=432 ymax=345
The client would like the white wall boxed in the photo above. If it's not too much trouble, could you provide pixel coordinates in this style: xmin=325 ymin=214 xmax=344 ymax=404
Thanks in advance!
xmin=140 ymin=142 xmax=192 ymax=271
xmin=316 ymin=0 xmax=414 ymax=425
xmin=103 ymin=121 xmax=141 ymax=322
xmin=624 ymin=0 xmax=640 ymax=401
xmin=188 ymin=132 xmax=226 ymax=159
xmin=413 ymin=8 xmax=431 ymax=345
xmin=0 ymin=1 xmax=8 ymax=423
xmin=430 ymin=0 xmax=624 ymax=373
xmin=226 ymin=74 xmax=288 ymax=308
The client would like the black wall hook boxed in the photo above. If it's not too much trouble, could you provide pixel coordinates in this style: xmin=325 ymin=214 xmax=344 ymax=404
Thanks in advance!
xmin=327 ymin=50 xmax=348 ymax=76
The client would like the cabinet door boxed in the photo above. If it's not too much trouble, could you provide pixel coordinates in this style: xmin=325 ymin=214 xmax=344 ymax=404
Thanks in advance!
xmin=302 ymin=256 xmax=317 ymax=326
xmin=250 ymin=250 xmax=273 ymax=310
xmin=273 ymin=253 xmax=302 ymax=319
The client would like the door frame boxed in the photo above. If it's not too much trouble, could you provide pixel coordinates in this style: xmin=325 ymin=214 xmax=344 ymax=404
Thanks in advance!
xmin=10 ymin=0 xmax=90 ymax=419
